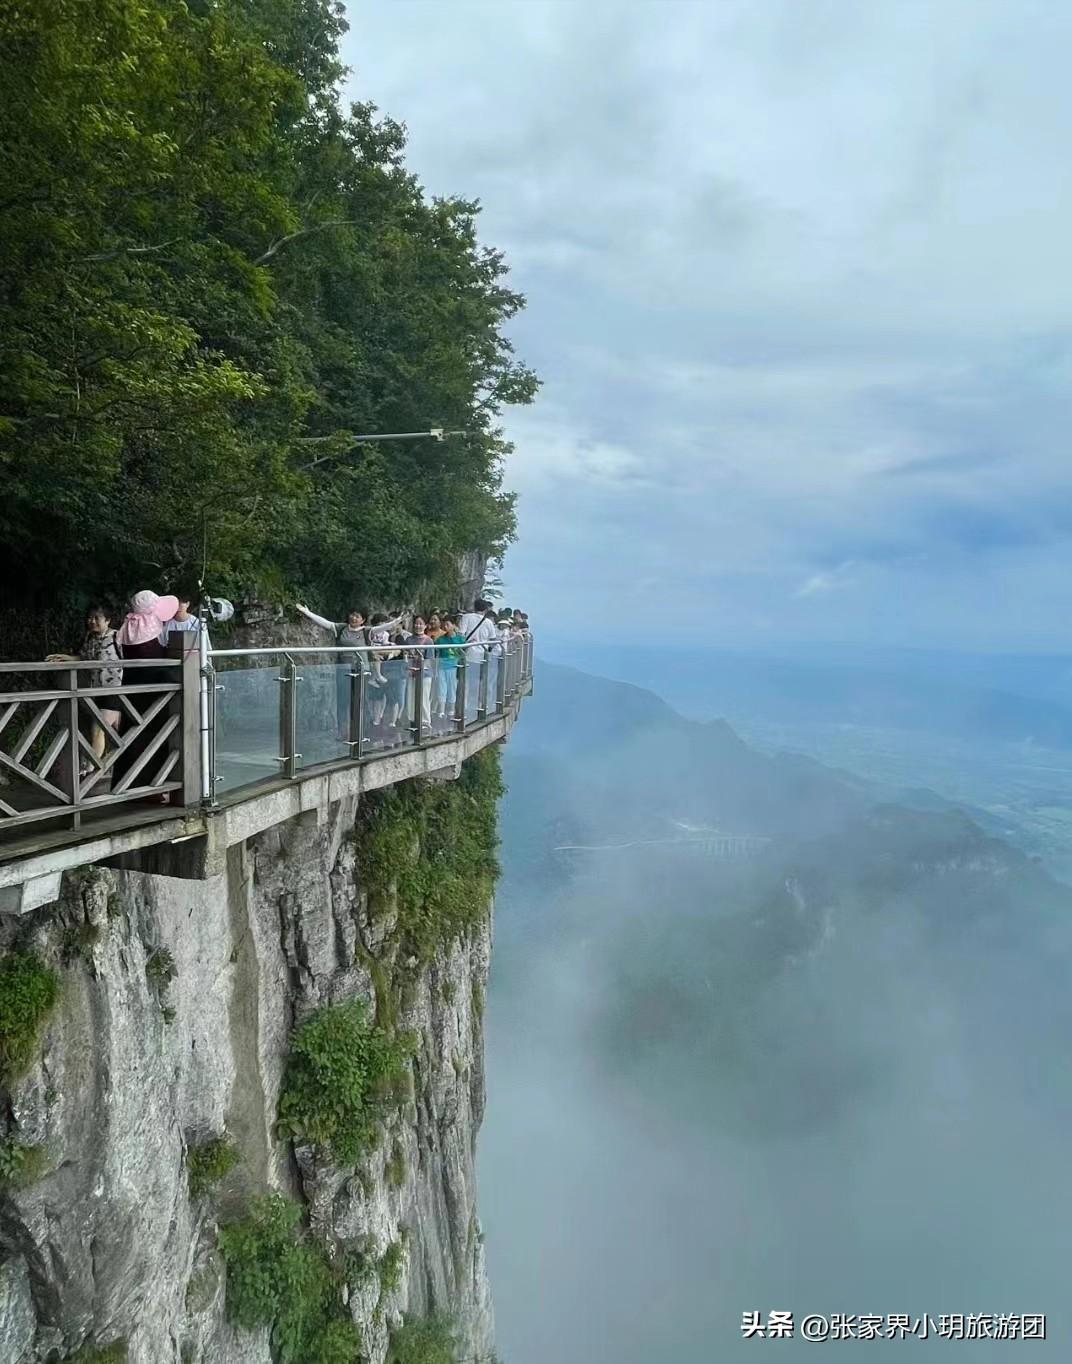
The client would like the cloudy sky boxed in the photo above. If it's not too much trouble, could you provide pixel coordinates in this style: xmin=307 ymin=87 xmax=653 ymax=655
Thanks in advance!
xmin=344 ymin=0 xmax=1072 ymax=651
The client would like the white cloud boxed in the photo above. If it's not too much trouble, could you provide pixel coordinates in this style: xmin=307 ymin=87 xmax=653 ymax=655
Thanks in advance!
xmin=794 ymin=562 xmax=856 ymax=599
xmin=346 ymin=0 xmax=1072 ymax=649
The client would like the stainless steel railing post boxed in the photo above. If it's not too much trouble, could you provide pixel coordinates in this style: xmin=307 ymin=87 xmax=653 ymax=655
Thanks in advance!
xmin=477 ymin=649 xmax=490 ymax=722
xmin=277 ymin=653 xmax=302 ymax=778
xmin=496 ymin=645 xmax=508 ymax=713
xmin=411 ymin=662 xmax=424 ymax=747
xmin=207 ymin=659 xmax=221 ymax=802
xmin=455 ymin=655 xmax=467 ymax=733
xmin=349 ymin=657 xmax=367 ymax=758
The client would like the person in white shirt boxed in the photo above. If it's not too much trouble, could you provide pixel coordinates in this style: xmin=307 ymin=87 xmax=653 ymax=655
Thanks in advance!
xmin=161 ymin=589 xmax=212 ymax=652
xmin=456 ymin=598 xmax=499 ymax=659
xmin=456 ymin=599 xmax=499 ymax=720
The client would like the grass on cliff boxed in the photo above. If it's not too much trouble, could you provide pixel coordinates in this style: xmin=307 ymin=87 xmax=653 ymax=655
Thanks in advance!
xmin=187 ymin=1133 xmax=240 ymax=1199
xmin=0 ymin=950 xmax=60 ymax=1083
xmin=354 ymin=748 xmax=503 ymax=962
xmin=69 ymin=1342 xmax=128 ymax=1364
xmin=388 ymin=1316 xmax=461 ymax=1364
xmin=0 ymin=1137 xmax=48 ymax=1189
xmin=277 ymin=998 xmax=414 ymax=1164
xmin=219 ymin=1193 xmax=362 ymax=1364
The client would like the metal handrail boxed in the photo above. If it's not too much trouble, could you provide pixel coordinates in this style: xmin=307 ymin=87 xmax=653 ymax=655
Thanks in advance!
xmin=208 ymin=639 xmax=530 ymax=659
xmin=0 ymin=658 xmax=181 ymax=672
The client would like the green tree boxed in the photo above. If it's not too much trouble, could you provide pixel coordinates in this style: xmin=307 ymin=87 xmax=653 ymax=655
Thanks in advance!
xmin=0 ymin=0 xmax=537 ymax=646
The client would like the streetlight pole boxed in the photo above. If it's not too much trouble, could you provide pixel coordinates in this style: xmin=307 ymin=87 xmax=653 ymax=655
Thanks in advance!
xmin=350 ymin=429 xmax=467 ymax=443
xmin=300 ymin=428 xmax=469 ymax=471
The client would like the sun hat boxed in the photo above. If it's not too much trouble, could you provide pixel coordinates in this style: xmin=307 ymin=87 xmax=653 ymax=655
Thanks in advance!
xmin=132 ymin=589 xmax=179 ymax=620
xmin=117 ymin=589 xmax=180 ymax=647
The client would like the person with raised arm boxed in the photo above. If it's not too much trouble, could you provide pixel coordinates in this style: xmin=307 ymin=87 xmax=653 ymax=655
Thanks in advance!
xmin=294 ymin=601 xmax=404 ymax=740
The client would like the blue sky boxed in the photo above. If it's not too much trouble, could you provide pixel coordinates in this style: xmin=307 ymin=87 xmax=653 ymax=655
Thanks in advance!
xmin=344 ymin=0 xmax=1072 ymax=651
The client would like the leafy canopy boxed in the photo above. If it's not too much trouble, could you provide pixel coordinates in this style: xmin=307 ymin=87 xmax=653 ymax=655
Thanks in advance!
xmin=0 ymin=0 xmax=538 ymax=632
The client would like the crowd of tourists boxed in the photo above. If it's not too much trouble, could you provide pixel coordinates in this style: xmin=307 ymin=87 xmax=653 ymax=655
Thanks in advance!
xmin=294 ymin=596 xmax=531 ymax=748
xmin=46 ymin=589 xmax=530 ymax=792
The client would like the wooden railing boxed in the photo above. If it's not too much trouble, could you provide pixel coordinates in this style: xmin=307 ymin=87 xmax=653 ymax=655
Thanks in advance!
xmin=0 ymin=647 xmax=200 ymax=836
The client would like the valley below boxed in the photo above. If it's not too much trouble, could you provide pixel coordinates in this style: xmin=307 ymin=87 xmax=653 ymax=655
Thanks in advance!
xmin=480 ymin=659 xmax=1072 ymax=1362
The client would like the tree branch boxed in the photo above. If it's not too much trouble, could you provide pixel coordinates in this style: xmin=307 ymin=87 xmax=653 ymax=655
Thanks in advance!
xmin=80 ymin=239 xmax=180 ymax=264
xmin=254 ymin=220 xmax=358 ymax=265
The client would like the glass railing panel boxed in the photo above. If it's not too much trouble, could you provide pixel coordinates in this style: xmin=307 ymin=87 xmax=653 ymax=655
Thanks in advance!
xmin=208 ymin=638 xmax=533 ymax=799
xmin=211 ymin=661 xmax=281 ymax=794
xmin=294 ymin=658 xmax=353 ymax=770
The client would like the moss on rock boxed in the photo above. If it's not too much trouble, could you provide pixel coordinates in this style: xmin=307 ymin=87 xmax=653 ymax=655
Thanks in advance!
xmin=0 ymin=950 xmax=59 ymax=1083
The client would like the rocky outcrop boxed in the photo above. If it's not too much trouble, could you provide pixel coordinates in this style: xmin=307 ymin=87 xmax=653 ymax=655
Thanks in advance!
xmin=0 ymin=783 xmax=495 ymax=1362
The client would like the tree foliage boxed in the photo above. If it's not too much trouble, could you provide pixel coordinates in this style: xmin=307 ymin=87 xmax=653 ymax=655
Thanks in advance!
xmin=0 ymin=0 xmax=537 ymax=631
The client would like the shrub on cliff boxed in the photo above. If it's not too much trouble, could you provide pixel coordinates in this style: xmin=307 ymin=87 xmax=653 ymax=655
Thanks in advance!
xmin=388 ymin=1316 xmax=460 ymax=1364
xmin=218 ymin=1193 xmax=362 ymax=1363
xmin=355 ymin=747 xmax=504 ymax=961
xmin=0 ymin=1137 xmax=48 ymax=1189
xmin=0 ymin=951 xmax=60 ymax=1083
xmin=277 ymin=998 xmax=413 ymax=1164
xmin=187 ymin=1133 xmax=240 ymax=1199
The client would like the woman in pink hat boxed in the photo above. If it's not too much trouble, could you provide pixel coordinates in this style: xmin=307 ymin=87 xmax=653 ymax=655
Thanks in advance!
xmin=112 ymin=590 xmax=179 ymax=800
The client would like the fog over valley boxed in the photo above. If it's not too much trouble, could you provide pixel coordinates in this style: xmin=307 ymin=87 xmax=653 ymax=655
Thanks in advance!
xmin=481 ymin=660 xmax=1072 ymax=1360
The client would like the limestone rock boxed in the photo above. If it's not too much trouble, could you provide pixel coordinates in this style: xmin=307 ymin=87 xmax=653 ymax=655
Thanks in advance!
xmin=0 ymin=792 xmax=495 ymax=1363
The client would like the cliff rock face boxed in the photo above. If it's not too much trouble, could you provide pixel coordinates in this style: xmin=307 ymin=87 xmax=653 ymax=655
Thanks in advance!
xmin=0 ymin=779 xmax=496 ymax=1362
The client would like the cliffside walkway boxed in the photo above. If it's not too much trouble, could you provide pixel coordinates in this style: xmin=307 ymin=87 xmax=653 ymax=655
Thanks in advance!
xmin=0 ymin=638 xmax=533 ymax=914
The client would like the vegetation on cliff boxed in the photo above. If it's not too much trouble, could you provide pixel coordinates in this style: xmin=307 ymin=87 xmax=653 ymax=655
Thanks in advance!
xmin=218 ymin=1192 xmax=363 ymax=1363
xmin=69 ymin=1342 xmax=129 ymax=1364
xmin=0 ymin=950 xmax=60 ymax=1083
xmin=356 ymin=747 xmax=504 ymax=962
xmin=186 ymin=1132 xmax=240 ymax=1199
xmin=277 ymin=997 xmax=414 ymax=1163
xmin=221 ymin=749 xmax=504 ymax=1360
xmin=0 ymin=0 xmax=537 ymax=648
xmin=0 ymin=1138 xmax=48 ymax=1190
xmin=388 ymin=1316 xmax=462 ymax=1364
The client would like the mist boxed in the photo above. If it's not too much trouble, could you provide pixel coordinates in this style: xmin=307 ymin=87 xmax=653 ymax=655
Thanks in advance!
xmin=479 ymin=658 xmax=1072 ymax=1360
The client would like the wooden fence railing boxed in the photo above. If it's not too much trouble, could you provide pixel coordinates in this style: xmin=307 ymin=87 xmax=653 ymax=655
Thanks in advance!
xmin=0 ymin=645 xmax=200 ymax=837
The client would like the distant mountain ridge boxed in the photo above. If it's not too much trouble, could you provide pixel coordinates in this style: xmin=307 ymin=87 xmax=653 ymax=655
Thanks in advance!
xmin=540 ymin=644 xmax=1072 ymax=747
xmin=502 ymin=660 xmax=1067 ymax=917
